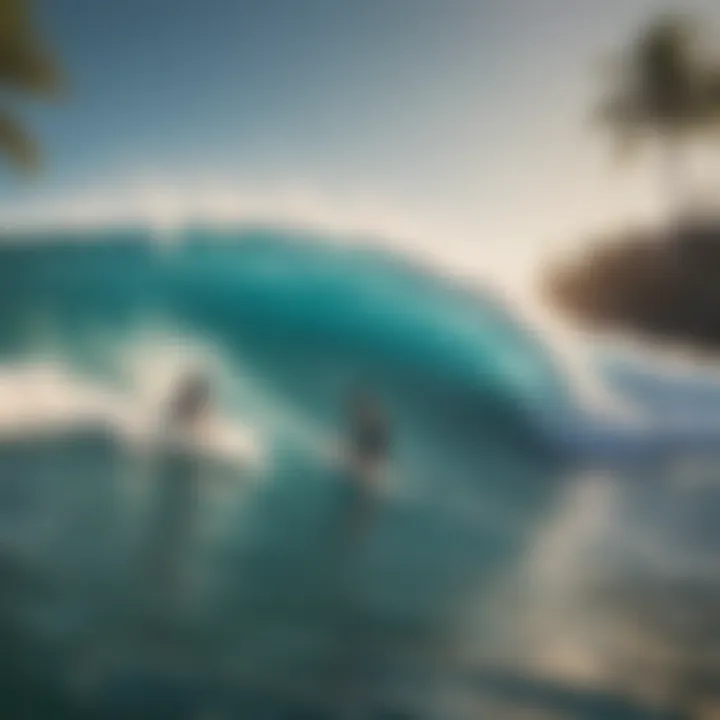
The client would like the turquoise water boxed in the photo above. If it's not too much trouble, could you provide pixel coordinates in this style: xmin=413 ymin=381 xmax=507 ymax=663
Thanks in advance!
xmin=0 ymin=228 xmax=713 ymax=718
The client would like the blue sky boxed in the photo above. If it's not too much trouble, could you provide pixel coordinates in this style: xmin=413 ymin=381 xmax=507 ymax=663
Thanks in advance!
xmin=2 ymin=0 xmax=719 ymax=284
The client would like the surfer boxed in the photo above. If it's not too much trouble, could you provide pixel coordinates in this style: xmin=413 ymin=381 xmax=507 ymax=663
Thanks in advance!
xmin=66 ymin=370 xmax=215 ymax=693
xmin=141 ymin=370 xmax=212 ymax=625
xmin=343 ymin=389 xmax=390 ymax=545
xmin=164 ymin=371 xmax=212 ymax=433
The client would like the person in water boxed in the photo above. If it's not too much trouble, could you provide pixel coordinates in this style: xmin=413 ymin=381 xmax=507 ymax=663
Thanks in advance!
xmin=69 ymin=371 xmax=215 ymax=687
xmin=343 ymin=390 xmax=390 ymax=544
xmin=165 ymin=371 xmax=212 ymax=432
xmin=348 ymin=391 xmax=389 ymax=480
xmin=141 ymin=370 xmax=212 ymax=624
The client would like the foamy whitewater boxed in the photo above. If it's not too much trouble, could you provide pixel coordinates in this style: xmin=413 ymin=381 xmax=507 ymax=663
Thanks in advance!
xmin=0 ymin=225 xmax=719 ymax=718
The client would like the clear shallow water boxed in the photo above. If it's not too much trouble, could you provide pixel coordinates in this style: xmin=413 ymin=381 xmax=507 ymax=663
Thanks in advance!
xmin=0 ymin=228 xmax=717 ymax=718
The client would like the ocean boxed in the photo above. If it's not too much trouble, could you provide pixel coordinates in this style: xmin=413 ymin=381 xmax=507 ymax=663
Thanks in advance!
xmin=0 ymin=226 xmax=717 ymax=718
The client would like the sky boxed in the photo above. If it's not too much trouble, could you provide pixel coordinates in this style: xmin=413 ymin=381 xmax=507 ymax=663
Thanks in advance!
xmin=2 ymin=0 xmax=720 ymax=287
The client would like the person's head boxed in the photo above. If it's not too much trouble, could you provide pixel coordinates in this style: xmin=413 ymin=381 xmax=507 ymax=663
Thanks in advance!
xmin=167 ymin=370 xmax=211 ymax=426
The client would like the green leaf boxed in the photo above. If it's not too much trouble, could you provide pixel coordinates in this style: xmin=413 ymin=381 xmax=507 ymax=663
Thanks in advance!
xmin=0 ymin=0 xmax=64 ymax=96
xmin=0 ymin=107 xmax=38 ymax=173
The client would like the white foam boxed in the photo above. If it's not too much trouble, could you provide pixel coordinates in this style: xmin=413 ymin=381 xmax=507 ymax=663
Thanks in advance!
xmin=0 ymin=358 xmax=264 ymax=470
xmin=0 ymin=361 xmax=131 ymax=438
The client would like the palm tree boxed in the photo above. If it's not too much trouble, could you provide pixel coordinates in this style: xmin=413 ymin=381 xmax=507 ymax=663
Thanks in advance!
xmin=595 ymin=15 xmax=720 ymax=221
xmin=0 ymin=0 xmax=62 ymax=173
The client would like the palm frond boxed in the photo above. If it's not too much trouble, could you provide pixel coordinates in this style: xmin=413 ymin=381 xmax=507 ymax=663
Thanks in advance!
xmin=0 ymin=107 xmax=38 ymax=173
xmin=593 ymin=13 xmax=720 ymax=155
xmin=634 ymin=16 xmax=697 ymax=126
xmin=0 ymin=0 xmax=63 ymax=96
